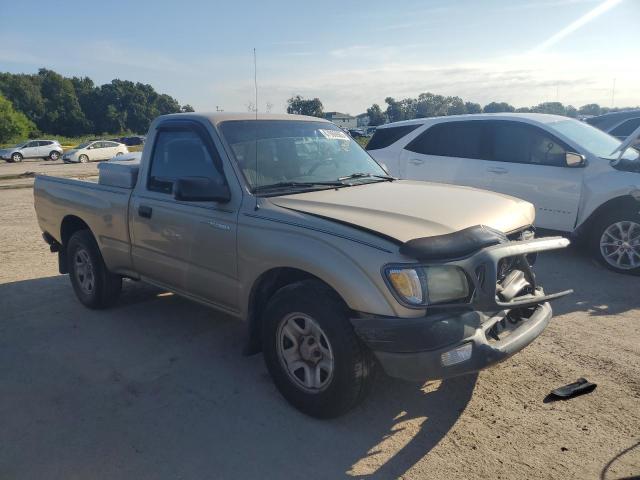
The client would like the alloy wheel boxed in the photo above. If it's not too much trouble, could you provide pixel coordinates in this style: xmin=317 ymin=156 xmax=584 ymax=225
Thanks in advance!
xmin=600 ymin=220 xmax=640 ymax=270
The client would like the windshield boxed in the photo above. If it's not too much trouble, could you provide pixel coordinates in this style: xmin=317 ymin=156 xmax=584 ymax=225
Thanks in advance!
xmin=14 ymin=142 xmax=27 ymax=148
xmin=74 ymin=142 xmax=92 ymax=149
xmin=219 ymin=120 xmax=387 ymax=192
xmin=551 ymin=119 xmax=639 ymax=161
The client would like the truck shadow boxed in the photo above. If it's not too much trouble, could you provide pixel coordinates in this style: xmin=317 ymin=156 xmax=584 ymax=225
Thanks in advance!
xmin=535 ymin=247 xmax=640 ymax=317
xmin=0 ymin=274 xmax=474 ymax=479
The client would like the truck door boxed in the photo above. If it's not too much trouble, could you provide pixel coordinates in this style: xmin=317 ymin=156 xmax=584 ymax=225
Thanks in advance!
xmin=130 ymin=122 xmax=240 ymax=312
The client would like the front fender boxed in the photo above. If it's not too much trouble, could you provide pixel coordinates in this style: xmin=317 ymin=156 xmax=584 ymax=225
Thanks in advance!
xmin=237 ymin=213 xmax=410 ymax=320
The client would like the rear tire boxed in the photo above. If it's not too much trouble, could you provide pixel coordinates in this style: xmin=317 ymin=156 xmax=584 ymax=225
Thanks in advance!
xmin=67 ymin=230 xmax=122 ymax=308
xmin=79 ymin=154 xmax=89 ymax=163
xmin=590 ymin=210 xmax=640 ymax=275
xmin=262 ymin=279 xmax=376 ymax=418
xmin=11 ymin=153 xmax=22 ymax=163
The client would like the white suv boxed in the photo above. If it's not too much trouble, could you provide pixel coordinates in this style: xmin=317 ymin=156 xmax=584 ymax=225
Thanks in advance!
xmin=368 ymin=113 xmax=640 ymax=274
xmin=0 ymin=139 xmax=63 ymax=163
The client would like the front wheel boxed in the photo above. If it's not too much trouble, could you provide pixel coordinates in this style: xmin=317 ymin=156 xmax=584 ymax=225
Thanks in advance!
xmin=591 ymin=212 xmax=640 ymax=275
xmin=49 ymin=151 xmax=61 ymax=161
xmin=262 ymin=280 xmax=376 ymax=418
xmin=67 ymin=230 xmax=122 ymax=308
xmin=11 ymin=153 xmax=22 ymax=163
xmin=79 ymin=154 xmax=89 ymax=163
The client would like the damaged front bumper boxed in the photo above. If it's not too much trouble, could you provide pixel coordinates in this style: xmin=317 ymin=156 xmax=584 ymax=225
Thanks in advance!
xmin=352 ymin=236 xmax=572 ymax=382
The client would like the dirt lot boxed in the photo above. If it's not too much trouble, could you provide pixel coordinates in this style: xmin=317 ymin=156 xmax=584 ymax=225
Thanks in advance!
xmin=1 ymin=186 xmax=638 ymax=479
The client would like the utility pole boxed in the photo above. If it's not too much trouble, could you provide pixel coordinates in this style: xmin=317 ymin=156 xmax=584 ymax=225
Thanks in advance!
xmin=611 ymin=78 xmax=616 ymax=107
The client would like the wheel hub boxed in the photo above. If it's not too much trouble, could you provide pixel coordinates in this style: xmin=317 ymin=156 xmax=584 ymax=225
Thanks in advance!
xmin=276 ymin=313 xmax=334 ymax=392
xmin=600 ymin=220 xmax=640 ymax=270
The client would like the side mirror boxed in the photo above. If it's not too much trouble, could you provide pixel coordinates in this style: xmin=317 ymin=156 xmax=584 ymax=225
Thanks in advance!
xmin=174 ymin=176 xmax=231 ymax=203
xmin=565 ymin=152 xmax=586 ymax=168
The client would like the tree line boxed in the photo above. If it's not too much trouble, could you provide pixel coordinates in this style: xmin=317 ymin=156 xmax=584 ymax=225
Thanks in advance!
xmin=286 ymin=93 xmax=638 ymax=127
xmin=0 ymin=68 xmax=194 ymax=142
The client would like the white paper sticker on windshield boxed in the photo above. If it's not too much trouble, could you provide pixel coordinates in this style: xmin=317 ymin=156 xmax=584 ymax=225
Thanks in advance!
xmin=319 ymin=129 xmax=350 ymax=141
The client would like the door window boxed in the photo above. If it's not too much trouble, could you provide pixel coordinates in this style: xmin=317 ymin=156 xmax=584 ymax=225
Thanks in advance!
xmin=404 ymin=121 xmax=487 ymax=159
xmin=148 ymin=128 xmax=225 ymax=194
xmin=486 ymin=121 xmax=568 ymax=167
xmin=610 ymin=118 xmax=640 ymax=137
xmin=26 ymin=141 xmax=38 ymax=148
xmin=366 ymin=124 xmax=421 ymax=150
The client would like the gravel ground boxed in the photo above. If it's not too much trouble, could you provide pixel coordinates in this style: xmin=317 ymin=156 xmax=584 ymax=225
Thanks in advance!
xmin=0 ymin=158 xmax=99 ymax=179
xmin=0 ymin=187 xmax=638 ymax=479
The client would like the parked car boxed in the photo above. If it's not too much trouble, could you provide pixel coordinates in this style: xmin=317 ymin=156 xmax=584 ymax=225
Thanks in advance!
xmin=34 ymin=112 xmax=570 ymax=418
xmin=587 ymin=109 xmax=640 ymax=145
xmin=365 ymin=126 xmax=378 ymax=136
xmin=348 ymin=128 xmax=367 ymax=138
xmin=63 ymin=140 xmax=128 ymax=163
xmin=0 ymin=139 xmax=63 ymax=163
xmin=367 ymin=113 xmax=640 ymax=274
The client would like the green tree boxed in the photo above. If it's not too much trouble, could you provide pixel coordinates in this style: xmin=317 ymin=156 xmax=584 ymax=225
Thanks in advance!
xmin=286 ymin=95 xmax=324 ymax=117
xmin=464 ymin=102 xmax=482 ymax=114
xmin=578 ymin=103 xmax=601 ymax=116
xmin=531 ymin=102 xmax=566 ymax=116
xmin=366 ymin=103 xmax=386 ymax=126
xmin=515 ymin=107 xmax=531 ymax=113
xmin=483 ymin=102 xmax=515 ymax=113
xmin=0 ymin=94 xmax=36 ymax=143
xmin=37 ymin=69 xmax=88 ymax=136
xmin=565 ymin=105 xmax=578 ymax=118
xmin=181 ymin=104 xmax=195 ymax=112
xmin=445 ymin=96 xmax=467 ymax=115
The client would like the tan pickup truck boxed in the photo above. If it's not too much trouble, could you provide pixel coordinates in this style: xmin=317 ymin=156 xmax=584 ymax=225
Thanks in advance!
xmin=34 ymin=113 xmax=571 ymax=418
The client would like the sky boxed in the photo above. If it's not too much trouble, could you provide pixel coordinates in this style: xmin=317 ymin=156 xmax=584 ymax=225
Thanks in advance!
xmin=1 ymin=0 xmax=639 ymax=115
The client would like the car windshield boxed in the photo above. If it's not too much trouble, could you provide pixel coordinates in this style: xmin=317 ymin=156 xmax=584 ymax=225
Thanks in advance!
xmin=551 ymin=119 xmax=639 ymax=161
xmin=14 ymin=142 xmax=27 ymax=148
xmin=219 ymin=120 xmax=388 ymax=193
xmin=74 ymin=142 xmax=91 ymax=149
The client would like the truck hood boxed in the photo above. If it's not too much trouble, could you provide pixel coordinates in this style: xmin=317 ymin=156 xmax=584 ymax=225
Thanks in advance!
xmin=270 ymin=180 xmax=535 ymax=243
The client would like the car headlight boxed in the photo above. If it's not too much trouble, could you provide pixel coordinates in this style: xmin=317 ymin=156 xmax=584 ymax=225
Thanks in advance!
xmin=385 ymin=265 xmax=469 ymax=307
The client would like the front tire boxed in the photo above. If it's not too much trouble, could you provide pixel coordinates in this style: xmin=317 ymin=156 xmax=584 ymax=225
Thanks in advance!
xmin=262 ymin=280 xmax=376 ymax=418
xmin=49 ymin=151 xmax=60 ymax=161
xmin=591 ymin=211 xmax=640 ymax=275
xmin=67 ymin=230 xmax=122 ymax=308
xmin=11 ymin=153 xmax=22 ymax=163
xmin=79 ymin=154 xmax=89 ymax=163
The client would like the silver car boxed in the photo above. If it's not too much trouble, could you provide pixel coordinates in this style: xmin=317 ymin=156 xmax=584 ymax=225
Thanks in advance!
xmin=63 ymin=140 xmax=129 ymax=163
xmin=0 ymin=140 xmax=63 ymax=163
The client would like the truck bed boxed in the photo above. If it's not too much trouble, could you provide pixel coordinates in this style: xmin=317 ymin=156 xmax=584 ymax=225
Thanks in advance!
xmin=34 ymin=175 xmax=135 ymax=275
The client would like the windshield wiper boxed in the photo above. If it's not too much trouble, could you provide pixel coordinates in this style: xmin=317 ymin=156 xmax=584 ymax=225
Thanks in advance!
xmin=253 ymin=181 xmax=345 ymax=193
xmin=338 ymin=172 xmax=395 ymax=182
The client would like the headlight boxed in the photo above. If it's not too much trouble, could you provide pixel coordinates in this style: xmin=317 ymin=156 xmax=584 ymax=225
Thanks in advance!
xmin=386 ymin=265 xmax=469 ymax=307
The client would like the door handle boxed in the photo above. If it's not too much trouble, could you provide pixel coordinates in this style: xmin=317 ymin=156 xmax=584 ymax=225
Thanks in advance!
xmin=409 ymin=158 xmax=425 ymax=165
xmin=487 ymin=167 xmax=508 ymax=174
xmin=138 ymin=205 xmax=153 ymax=219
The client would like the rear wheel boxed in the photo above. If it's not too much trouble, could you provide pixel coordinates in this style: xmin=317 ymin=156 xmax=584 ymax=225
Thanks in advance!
xmin=49 ymin=151 xmax=60 ymax=161
xmin=262 ymin=280 xmax=376 ymax=418
xmin=591 ymin=211 xmax=640 ymax=275
xmin=11 ymin=152 xmax=22 ymax=163
xmin=67 ymin=230 xmax=122 ymax=308
xmin=79 ymin=154 xmax=89 ymax=163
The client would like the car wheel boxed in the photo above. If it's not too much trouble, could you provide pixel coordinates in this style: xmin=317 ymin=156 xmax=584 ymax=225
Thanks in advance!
xmin=67 ymin=230 xmax=122 ymax=308
xmin=79 ymin=154 xmax=89 ymax=163
xmin=591 ymin=211 xmax=640 ymax=275
xmin=262 ymin=279 xmax=376 ymax=418
xmin=11 ymin=153 xmax=22 ymax=163
xmin=49 ymin=151 xmax=61 ymax=161
xmin=116 ymin=152 xmax=124 ymax=157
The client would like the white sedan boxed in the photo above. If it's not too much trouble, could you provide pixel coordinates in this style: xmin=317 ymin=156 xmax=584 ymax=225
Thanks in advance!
xmin=63 ymin=140 xmax=128 ymax=163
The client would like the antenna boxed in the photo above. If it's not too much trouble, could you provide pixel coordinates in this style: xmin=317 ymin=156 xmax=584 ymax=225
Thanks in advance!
xmin=253 ymin=48 xmax=259 ymax=211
